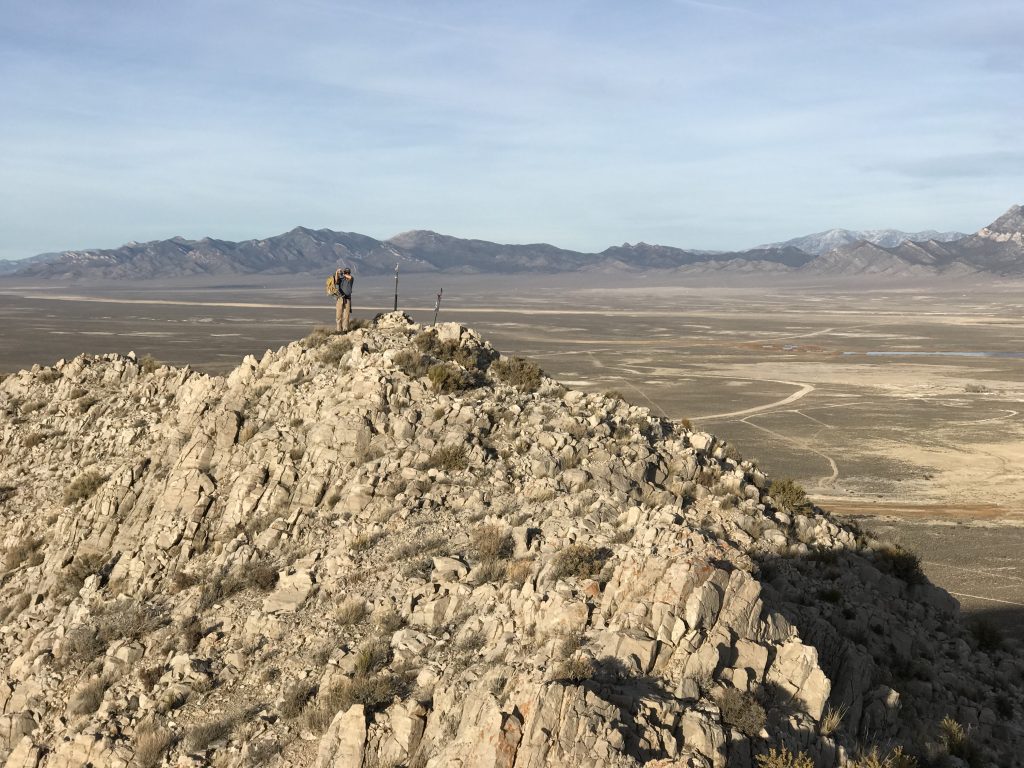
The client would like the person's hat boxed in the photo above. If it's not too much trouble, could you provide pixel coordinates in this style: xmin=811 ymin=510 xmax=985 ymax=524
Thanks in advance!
xmin=342 ymin=268 xmax=351 ymax=274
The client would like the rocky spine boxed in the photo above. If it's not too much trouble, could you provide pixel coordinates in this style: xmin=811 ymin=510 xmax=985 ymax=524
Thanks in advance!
xmin=0 ymin=313 xmax=1021 ymax=767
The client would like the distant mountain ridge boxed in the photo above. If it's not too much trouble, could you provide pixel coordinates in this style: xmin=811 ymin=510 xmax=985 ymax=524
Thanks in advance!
xmin=3 ymin=205 xmax=1022 ymax=279
xmin=758 ymin=228 xmax=966 ymax=256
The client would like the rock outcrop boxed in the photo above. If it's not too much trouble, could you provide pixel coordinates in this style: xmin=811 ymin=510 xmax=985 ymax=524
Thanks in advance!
xmin=0 ymin=313 xmax=1021 ymax=768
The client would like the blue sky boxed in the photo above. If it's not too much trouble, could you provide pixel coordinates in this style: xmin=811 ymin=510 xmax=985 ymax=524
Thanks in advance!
xmin=1 ymin=0 xmax=1021 ymax=259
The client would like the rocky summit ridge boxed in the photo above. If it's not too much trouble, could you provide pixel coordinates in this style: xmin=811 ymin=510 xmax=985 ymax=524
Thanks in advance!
xmin=0 ymin=314 xmax=1021 ymax=768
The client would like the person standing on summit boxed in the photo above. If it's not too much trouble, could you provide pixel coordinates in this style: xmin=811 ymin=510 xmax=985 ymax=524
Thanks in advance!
xmin=334 ymin=267 xmax=353 ymax=332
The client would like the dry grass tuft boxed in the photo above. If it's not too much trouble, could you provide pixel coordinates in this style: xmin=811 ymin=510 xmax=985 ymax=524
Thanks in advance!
xmin=301 ymin=327 xmax=335 ymax=349
xmin=63 ymin=470 xmax=108 ymax=504
xmin=849 ymin=746 xmax=919 ymax=768
xmin=350 ymin=532 xmax=383 ymax=552
xmin=353 ymin=637 xmax=392 ymax=676
xmin=819 ymin=702 xmax=847 ymax=736
xmin=319 ymin=337 xmax=353 ymax=365
xmin=280 ymin=681 xmax=317 ymax=719
xmin=302 ymin=673 xmax=403 ymax=732
xmin=471 ymin=524 xmax=513 ymax=563
xmin=185 ymin=712 xmax=239 ymax=753
xmin=336 ymin=596 xmax=369 ymax=626
xmin=67 ymin=676 xmax=107 ymax=716
xmin=506 ymin=558 xmax=534 ymax=587
xmin=134 ymin=718 xmax=173 ymax=767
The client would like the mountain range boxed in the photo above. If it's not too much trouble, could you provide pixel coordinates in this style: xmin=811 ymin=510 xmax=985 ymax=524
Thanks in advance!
xmin=758 ymin=227 xmax=966 ymax=255
xmin=2 ymin=205 xmax=1021 ymax=280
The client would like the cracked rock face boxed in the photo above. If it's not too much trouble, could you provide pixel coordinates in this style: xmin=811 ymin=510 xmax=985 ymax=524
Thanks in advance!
xmin=0 ymin=313 xmax=1021 ymax=768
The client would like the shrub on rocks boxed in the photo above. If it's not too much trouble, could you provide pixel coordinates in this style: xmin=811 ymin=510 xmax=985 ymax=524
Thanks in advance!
xmin=874 ymin=544 xmax=925 ymax=585
xmin=969 ymin=617 xmax=1003 ymax=651
xmin=63 ymin=470 xmax=107 ymax=505
xmin=303 ymin=673 xmax=403 ymax=732
xmin=319 ymin=337 xmax=353 ymax=365
xmin=354 ymin=637 xmax=392 ymax=675
xmin=23 ymin=430 xmax=50 ymax=448
xmin=426 ymin=444 xmax=469 ymax=472
xmin=280 ymin=681 xmax=317 ymax=719
xmin=819 ymin=703 xmax=847 ymax=736
xmin=414 ymin=330 xmax=443 ymax=354
xmin=0 ymin=591 xmax=32 ymax=623
xmin=473 ymin=560 xmax=507 ymax=584
xmin=75 ymin=395 xmax=99 ymax=414
xmin=247 ymin=562 xmax=280 ymax=592
xmin=491 ymin=356 xmax=543 ymax=393
xmin=938 ymin=717 xmax=975 ymax=762
xmin=373 ymin=608 xmax=405 ymax=634
xmin=554 ymin=655 xmax=595 ymax=683
xmin=53 ymin=551 xmax=107 ymax=599
xmin=301 ymin=327 xmax=335 ymax=349
xmin=138 ymin=665 xmax=164 ymax=692
xmin=62 ymin=625 xmax=106 ymax=665
xmin=552 ymin=544 xmax=612 ymax=580
xmin=138 ymin=354 xmax=161 ymax=373
xmin=94 ymin=600 xmax=167 ymax=645
xmin=3 ymin=536 xmax=44 ymax=569
xmin=21 ymin=398 xmax=47 ymax=414
xmin=718 ymin=687 xmax=766 ymax=736
xmin=177 ymin=615 xmax=206 ymax=652
xmin=394 ymin=348 xmax=430 ymax=377
xmin=768 ymin=478 xmax=812 ymax=514
xmin=756 ymin=748 xmax=814 ymax=768
xmin=414 ymin=330 xmax=484 ymax=368
xmin=848 ymin=746 xmax=919 ymax=768
xmin=350 ymin=531 xmax=383 ymax=552
xmin=427 ymin=362 xmax=473 ymax=393
xmin=394 ymin=535 xmax=447 ymax=561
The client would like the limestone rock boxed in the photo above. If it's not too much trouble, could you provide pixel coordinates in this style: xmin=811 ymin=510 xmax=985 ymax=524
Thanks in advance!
xmin=0 ymin=314 xmax=1019 ymax=768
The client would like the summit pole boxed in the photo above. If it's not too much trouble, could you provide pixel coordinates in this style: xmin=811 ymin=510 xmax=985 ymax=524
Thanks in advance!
xmin=432 ymin=288 xmax=443 ymax=326
xmin=393 ymin=263 xmax=399 ymax=312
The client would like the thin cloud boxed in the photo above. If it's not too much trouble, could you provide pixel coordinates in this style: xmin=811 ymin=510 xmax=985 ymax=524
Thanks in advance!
xmin=667 ymin=0 xmax=764 ymax=16
xmin=884 ymin=151 xmax=1024 ymax=179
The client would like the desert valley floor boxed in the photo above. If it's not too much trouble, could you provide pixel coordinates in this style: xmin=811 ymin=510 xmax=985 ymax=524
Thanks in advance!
xmin=2 ymin=272 xmax=1023 ymax=636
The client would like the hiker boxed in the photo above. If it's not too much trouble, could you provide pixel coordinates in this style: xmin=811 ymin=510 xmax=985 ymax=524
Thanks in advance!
xmin=333 ymin=268 xmax=353 ymax=332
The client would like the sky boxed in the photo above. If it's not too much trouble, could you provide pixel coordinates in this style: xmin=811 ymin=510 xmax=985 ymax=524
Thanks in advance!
xmin=1 ymin=0 xmax=1022 ymax=260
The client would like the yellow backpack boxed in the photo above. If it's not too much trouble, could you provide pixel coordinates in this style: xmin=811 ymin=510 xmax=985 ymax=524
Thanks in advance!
xmin=325 ymin=274 xmax=338 ymax=296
